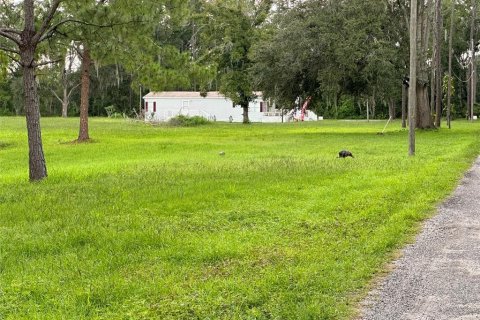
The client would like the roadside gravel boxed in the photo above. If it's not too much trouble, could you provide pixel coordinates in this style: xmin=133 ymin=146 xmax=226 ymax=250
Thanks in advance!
xmin=359 ymin=157 xmax=480 ymax=320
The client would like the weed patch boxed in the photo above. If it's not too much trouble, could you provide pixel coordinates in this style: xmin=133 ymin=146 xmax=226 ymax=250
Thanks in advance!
xmin=168 ymin=115 xmax=211 ymax=127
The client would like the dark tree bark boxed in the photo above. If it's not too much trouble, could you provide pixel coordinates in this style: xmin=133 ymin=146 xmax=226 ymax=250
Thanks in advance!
xmin=414 ymin=0 xmax=434 ymax=130
xmin=78 ymin=46 xmax=91 ymax=141
xmin=21 ymin=47 xmax=47 ymax=180
xmin=402 ymin=83 xmax=407 ymax=128
xmin=0 ymin=0 xmax=61 ymax=181
xmin=241 ymin=103 xmax=250 ymax=124
xmin=416 ymin=82 xmax=434 ymax=128
xmin=19 ymin=0 xmax=51 ymax=181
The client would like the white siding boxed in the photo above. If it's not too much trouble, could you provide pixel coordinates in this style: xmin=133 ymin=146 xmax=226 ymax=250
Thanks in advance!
xmin=143 ymin=92 xmax=319 ymax=123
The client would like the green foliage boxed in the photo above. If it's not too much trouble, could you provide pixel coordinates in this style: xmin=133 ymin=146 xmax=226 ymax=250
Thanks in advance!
xmin=443 ymin=75 xmax=455 ymax=100
xmin=253 ymin=0 xmax=405 ymax=114
xmin=1 ymin=118 xmax=480 ymax=318
xmin=337 ymin=96 xmax=356 ymax=119
xmin=168 ymin=114 xmax=210 ymax=126
xmin=203 ymin=0 xmax=272 ymax=110
xmin=0 ymin=52 xmax=7 ymax=81
xmin=104 ymin=105 xmax=116 ymax=117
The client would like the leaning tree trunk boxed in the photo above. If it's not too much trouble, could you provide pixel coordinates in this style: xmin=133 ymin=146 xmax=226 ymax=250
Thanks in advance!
xmin=21 ymin=47 xmax=47 ymax=181
xmin=78 ymin=46 xmax=91 ymax=141
xmin=241 ymin=103 xmax=250 ymax=124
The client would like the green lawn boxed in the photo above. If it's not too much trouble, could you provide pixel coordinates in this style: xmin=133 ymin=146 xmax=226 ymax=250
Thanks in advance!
xmin=1 ymin=117 xmax=479 ymax=319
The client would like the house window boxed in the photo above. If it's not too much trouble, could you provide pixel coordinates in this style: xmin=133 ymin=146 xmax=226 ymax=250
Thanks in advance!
xmin=145 ymin=101 xmax=148 ymax=112
xmin=153 ymin=101 xmax=156 ymax=112
xmin=260 ymin=102 xmax=264 ymax=112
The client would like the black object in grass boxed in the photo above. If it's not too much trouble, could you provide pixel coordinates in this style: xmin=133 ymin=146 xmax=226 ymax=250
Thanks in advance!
xmin=338 ymin=150 xmax=354 ymax=158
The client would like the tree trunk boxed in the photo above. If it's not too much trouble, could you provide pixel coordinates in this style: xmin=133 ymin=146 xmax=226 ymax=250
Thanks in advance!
xmin=371 ymin=95 xmax=376 ymax=119
xmin=20 ymin=0 xmax=48 ymax=181
xmin=447 ymin=0 xmax=455 ymax=128
xmin=467 ymin=66 xmax=471 ymax=119
xmin=402 ymin=83 xmax=407 ymax=128
xmin=469 ymin=0 xmax=476 ymax=121
xmin=409 ymin=0 xmax=418 ymax=155
xmin=241 ymin=103 xmax=250 ymax=124
xmin=434 ymin=0 xmax=443 ymax=127
xmin=61 ymin=86 xmax=68 ymax=117
xmin=388 ymin=98 xmax=396 ymax=119
xmin=430 ymin=46 xmax=435 ymax=115
xmin=416 ymin=82 xmax=434 ymax=128
xmin=78 ymin=46 xmax=91 ymax=141
xmin=22 ymin=48 xmax=48 ymax=181
xmin=366 ymin=100 xmax=369 ymax=121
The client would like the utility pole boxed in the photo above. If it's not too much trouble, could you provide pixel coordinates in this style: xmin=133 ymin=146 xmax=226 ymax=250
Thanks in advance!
xmin=470 ymin=0 xmax=476 ymax=122
xmin=434 ymin=0 xmax=443 ymax=128
xmin=409 ymin=0 xmax=418 ymax=156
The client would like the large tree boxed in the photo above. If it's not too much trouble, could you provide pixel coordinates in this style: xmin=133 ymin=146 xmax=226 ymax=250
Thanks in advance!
xmin=0 ymin=0 xmax=64 ymax=181
xmin=204 ymin=0 xmax=272 ymax=123
xmin=253 ymin=0 xmax=403 ymax=118
xmin=409 ymin=0 xmax=418 ymax=155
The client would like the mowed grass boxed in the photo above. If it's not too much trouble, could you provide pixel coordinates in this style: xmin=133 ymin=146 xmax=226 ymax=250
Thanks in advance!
xmin=1 ymin=117 xmax=480 ymax=319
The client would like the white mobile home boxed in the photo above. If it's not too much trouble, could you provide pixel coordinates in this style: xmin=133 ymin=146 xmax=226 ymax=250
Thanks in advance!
xmin=143 ymin=91 xmax=318 ymax=123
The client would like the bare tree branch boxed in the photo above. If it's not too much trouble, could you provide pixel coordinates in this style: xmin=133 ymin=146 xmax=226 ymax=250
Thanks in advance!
xmin=5 ymin=52 xmax=21 ymax=65
xmin=50 ymin=89 xmax=63 ymax=104
xmin=68 ymin=82 xmax=81 ymax=98
xmin=0 ymin=27 xmax=21 ymax=35
xmin=33 ymin=0 xmax=62 ymax=43
xmin=0 ymin=29 xmax=21 ymax=45
xmin=39 ymin=19 xmax=144 ymax=43
xmin=34 ymin=58 xmax=62 ymax=67
xmin=0 ymin=44 xmax=20 ymax=54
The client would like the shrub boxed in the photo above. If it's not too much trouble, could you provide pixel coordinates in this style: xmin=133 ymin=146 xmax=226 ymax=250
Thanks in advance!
xmin=105 ymin=105 xmax=116 ymax=117
xmin=168 ymin=115 xmax=210 ymax=127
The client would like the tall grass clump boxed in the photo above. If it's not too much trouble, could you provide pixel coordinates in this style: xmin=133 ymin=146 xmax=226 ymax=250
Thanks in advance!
xmin=168 ymin=115 xmax=210 ymax=127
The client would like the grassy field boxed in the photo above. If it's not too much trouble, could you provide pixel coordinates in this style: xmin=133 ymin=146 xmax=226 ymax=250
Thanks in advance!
xmin=1 ymin=117 xmax=480 ymax=319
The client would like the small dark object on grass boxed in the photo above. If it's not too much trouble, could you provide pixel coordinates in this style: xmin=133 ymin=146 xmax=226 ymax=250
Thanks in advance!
xmin=338 ymin=150 xmax=354 ymax=158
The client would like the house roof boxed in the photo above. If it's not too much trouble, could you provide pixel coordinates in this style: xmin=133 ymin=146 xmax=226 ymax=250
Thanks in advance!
xmin=144 ymin=91 xmax=263 ymax=99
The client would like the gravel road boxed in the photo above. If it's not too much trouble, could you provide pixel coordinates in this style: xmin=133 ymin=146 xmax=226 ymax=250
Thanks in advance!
xmin=359 ymin=157 xmax=480 ymax=320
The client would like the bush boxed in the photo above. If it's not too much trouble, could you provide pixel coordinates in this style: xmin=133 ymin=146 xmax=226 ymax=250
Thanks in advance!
xmin=168 ymin=115 xmax=210 ymax=127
